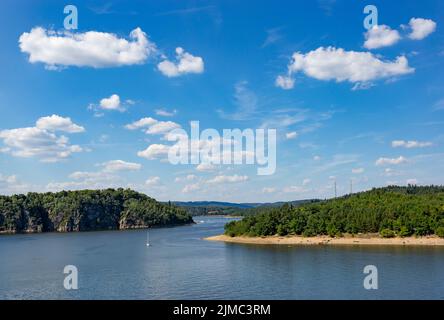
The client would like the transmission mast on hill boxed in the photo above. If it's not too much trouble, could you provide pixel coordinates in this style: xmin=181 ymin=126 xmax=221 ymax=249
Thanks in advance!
xmin=334 ymin=180 xmax=337 ymax=198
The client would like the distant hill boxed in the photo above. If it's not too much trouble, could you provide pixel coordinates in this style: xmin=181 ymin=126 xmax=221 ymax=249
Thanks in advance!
xmin=173 ymin=201 xmax=254 ymax=209
xmin=172 ymin=199 xmax=321 ymax=216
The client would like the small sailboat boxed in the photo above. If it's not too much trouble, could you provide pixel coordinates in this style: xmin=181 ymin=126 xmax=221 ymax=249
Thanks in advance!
xmin=146 ymin=230 xmax=150 ymax=247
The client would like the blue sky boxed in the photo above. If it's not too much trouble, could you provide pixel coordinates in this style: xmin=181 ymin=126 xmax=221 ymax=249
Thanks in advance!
xmin=0 ymin=0 xmax=443 ymax=202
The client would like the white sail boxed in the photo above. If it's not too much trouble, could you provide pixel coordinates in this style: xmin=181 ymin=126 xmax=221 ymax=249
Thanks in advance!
xmin=146 ymin=231 xmax=150 ymax=247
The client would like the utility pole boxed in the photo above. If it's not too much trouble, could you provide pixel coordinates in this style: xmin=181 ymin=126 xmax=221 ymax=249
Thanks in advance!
xmin=334 ymin=180 xmax=337 ymax=198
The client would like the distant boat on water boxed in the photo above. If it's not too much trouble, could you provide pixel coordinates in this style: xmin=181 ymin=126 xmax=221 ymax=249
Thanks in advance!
xmin=146 ymin=231 xmax=150 ymax=247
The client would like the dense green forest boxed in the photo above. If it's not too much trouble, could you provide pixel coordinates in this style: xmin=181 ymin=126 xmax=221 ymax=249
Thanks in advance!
xmin=0 ymin=189 xmax=193 ymax=234
xmin=224 ymin=186 xmax=444 ymax=238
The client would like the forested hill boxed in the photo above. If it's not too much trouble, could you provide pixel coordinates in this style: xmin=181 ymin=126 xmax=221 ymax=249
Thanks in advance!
xmin=174 ymin=199 xmax=320 ymax=216
xmin=0 ymin=189 xmax=193 ymax=234
xmin=224 ymin=185 xmax=444 ymax=238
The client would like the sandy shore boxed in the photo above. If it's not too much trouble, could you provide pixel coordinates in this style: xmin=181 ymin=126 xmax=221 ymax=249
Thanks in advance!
xmin=205 ymin=234 xmax=444 ymax=246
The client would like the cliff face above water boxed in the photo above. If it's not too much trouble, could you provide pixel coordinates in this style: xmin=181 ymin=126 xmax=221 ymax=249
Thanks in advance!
xmin=0 ymin=189 xmax=193 ymax=234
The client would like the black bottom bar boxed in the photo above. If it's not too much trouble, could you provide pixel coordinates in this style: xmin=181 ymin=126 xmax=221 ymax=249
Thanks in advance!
xmin=0 ymin=300 xmax=442 ymax=319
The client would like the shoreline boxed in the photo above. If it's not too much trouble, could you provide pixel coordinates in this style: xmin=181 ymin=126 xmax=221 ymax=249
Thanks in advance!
xmin=204 ymin=234 xmax=444 ymax=246
xmin=0 ymin=221 xmax=195 ymax=236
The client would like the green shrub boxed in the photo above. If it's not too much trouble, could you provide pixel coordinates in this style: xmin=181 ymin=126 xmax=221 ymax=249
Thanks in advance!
xmin=277 ymin=224 xmax=288 ymax=236
xmin=435 ymin=227 xmax=444 ymax=238
xmin=302 ymin=229 xmax=317 ymax=237
xmin=380 ymin=228 xmax=395 ymax=238
xmin=327 ymin=224 xmax=340 ymax=237
xmin=398 ymin=226 xmax=412 ymax=237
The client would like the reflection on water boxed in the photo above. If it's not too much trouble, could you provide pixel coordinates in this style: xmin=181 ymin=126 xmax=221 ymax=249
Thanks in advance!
xmin=1 ymin=216 xmax=444 ymax=299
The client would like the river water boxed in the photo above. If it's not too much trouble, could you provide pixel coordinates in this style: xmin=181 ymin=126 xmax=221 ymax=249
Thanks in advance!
xmin=1 ymin=216 xmax=443 ymax=299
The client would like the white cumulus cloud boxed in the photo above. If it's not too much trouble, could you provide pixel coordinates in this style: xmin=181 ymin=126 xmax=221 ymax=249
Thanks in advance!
xmin=275 ymin=75 xmax=295 ymax=89
xmin=175 ymin=174 xmax=197 ymax=182
xmin=196 ymin=163 xmax=216 ymax=172
xmin=145 ymin=176 xmax=161 ymax=186
xmin=207 ymin=175 xmax=248 ymax=184
xmin=47 ymin=170 xmax=119 ymax=191
xmin=146 ymin=121 xmax=181 ymax=135
xmin=375 ymin=156 xmax=407 ymax=166
xmin=100 ymin=160 xmax=142 ymax=172
xmin=100 ymin=94 xmax=121 ymax=110
xmin=36 ymin=114 xmax=85 ymax=133
xmin=125 ymin=117 xmax=158 ymax=130
xmin=19 ymin=27 xmax=156 ymax=69
xmin=0 ymin=174 xmax=30 ymax=195
xmin=0 ymin=115 xmax=84 ymax=162
xmin=408 ymin=18 xmax=436 ymax=40
xmin=158 ymin=47 xmax=204 ymax=77
xmin=125 ymin=117 xmax=181 ymax=135
xmin=155 ymin=108 xmax=177 ymax=117
xmin=364 ymin=25 xmax=401 ymax=49
xmin=277 ymin=47 xmax=414 ymax=89
xmin=182 ymin=183 xmax=201 ymax=193
xmin=286 ymin=131 xmax=298 ymax=140
xmin=392 ymin=140 xmax=433 ymax=148
xmin=88 ymin=94 xmax=134 ymax=113
xmin=137 ymin=144 xmax=170 ymax=160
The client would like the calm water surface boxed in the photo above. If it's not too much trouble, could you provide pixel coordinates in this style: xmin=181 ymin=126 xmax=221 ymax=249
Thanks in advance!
xmin=1 ymin=216 xmax=444 ymax=299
